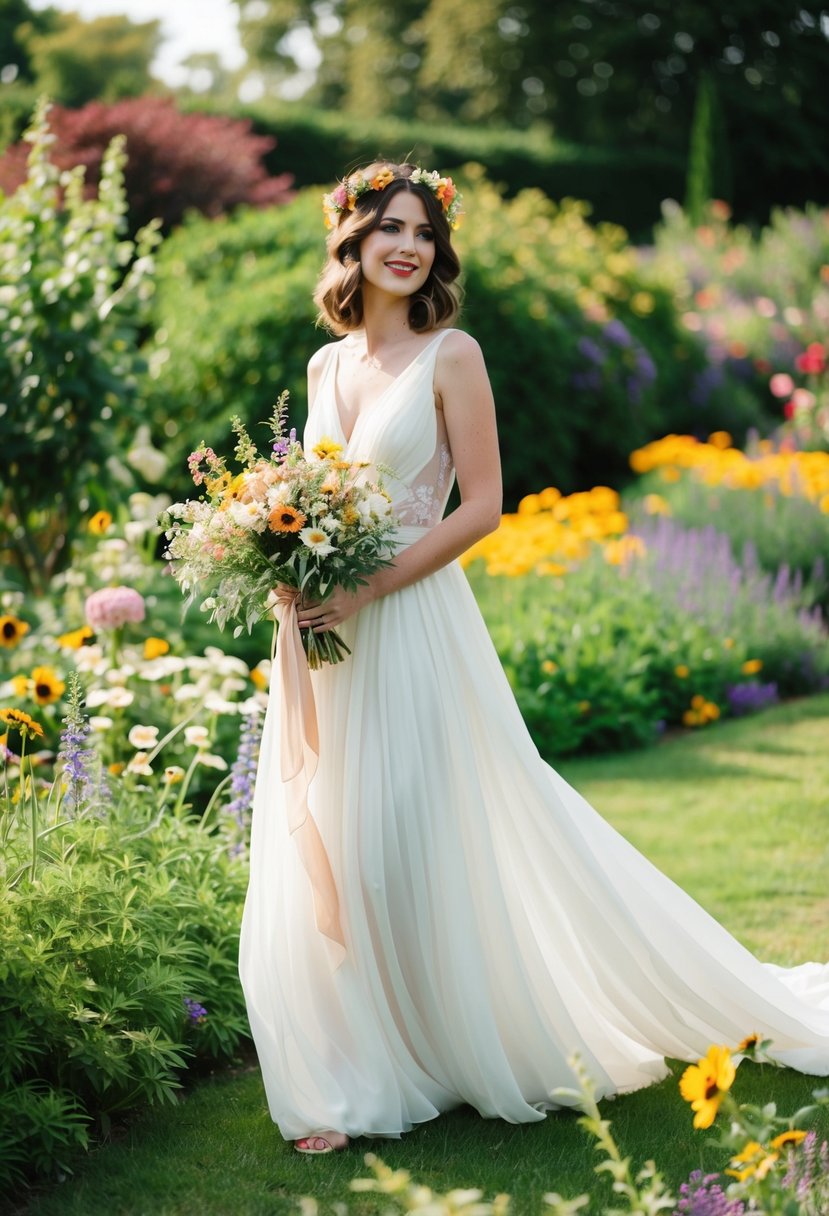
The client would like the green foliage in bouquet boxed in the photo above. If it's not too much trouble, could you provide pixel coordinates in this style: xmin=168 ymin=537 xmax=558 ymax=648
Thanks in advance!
xmin=0 ymin=98 xmax=160 ymax=594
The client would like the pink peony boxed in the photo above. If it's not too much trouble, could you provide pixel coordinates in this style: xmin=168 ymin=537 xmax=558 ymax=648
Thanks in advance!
xmin=85 ymin=586 xmax=146 ymax=630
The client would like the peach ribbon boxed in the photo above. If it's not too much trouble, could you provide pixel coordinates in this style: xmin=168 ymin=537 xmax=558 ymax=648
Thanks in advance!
xmin=273 ymin=586 xmax=345 ymax=956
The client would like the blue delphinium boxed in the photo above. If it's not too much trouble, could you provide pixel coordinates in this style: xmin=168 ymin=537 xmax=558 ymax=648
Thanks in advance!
xmin=225 ymin=708 xmax=263 ymax=855
xmin=183 ymin=997 xmax=207 ymax=1024
xmin=57 ymin=673 xmax=102 ymax=817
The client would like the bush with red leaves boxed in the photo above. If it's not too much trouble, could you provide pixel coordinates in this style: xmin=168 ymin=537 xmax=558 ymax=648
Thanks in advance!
xmin=0 ymin=97 xmax=293 ymax=230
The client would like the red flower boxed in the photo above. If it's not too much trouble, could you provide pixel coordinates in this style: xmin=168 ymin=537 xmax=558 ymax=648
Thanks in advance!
xmin=794 ymin=342 xmax=826 ymax=375
xmin=783 ymin=400 xmax=796 ymax=420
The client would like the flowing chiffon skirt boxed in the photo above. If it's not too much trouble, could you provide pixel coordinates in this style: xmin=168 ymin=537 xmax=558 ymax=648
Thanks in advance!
xmin=239 ymin=538 xmax=829 ymax=1140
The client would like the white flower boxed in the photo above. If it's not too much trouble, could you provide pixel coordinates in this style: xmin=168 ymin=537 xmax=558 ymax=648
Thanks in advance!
xmin=85 ymin=688 xmax=112 ymax=709
xmin=164 ymin=765 xmax=185 ymax=784
xmin=195 ymin=751 xmax=227 ymax=770
xmin=127 ymin=425 xmax=168 ymax=483
xmin=126 ymin=751 xmax=153 ymax=776
xmin=89 ymin=715 xmax=114 ymax=732
xmin=237 ymin=695 xmax=266 ymax=716
xmin=86 ymin=686 xmax=134 ymax=709
xmin=228 ymin=500 xmax=268 ymax=532
xmin=320 ymin=515 xmax=339 ymax=532
xmin=203 ymin=647 xmax=249 ymax=677
xmin=299 ymin=526 xmax=336 ymax=557
xmin=139 ymin=656 xmax=187 ymax=681
xmin=203 ymin=691 xmax=238 ymax=715
xmin=106 ymin=664 xmax=136 ymax=685
xmin=184 ymin=725 xmax=210 ymax=748
xmin=74 ymin=645 xmax=107 ymax=675
xmin=128 ymin=724 xmax=159 ymax=750
xmin=174 ymin=682 xmax=205 ymax=702
xmin=108 ymin=687 xmax=135 ymax=708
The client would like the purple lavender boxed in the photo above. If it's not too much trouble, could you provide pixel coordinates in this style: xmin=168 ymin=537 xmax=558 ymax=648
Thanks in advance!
xmin=224 ymin=709 xmax=263 ymax=854
xmin=780 ymin=1131 xmax=829 ymax=1210
xmin=57 ymin=674 xmax=99 ymax=816
xmin=726 ymin=682 xmax=779 ymax=716
xmin=183 ymin=997 xmax=207 ymax=1024
xmin=676 ymin=1171 xmax=745 ymax=1215
xmin=272 ymin=438 xmax=289 ymax=457
xmin=603 ymin=318 xmax=633 ymax=347
xmin=577 ymin=336 xmax=606 ymax=365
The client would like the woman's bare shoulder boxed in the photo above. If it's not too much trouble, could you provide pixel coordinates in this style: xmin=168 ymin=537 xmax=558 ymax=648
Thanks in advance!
xmin=308 ymin=339 xmax=340 ymax=374
xmin=438 ymin=328 xmax=482 ymax=362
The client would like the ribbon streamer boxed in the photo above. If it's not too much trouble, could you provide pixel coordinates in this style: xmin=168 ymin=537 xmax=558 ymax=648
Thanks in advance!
xmin=273 ymin=587 xmax=345 ymax=956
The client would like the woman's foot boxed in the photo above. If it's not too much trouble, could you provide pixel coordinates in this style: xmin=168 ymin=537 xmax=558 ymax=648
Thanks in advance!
xmin=294 ymin=1131 xmax=349 ymax=1154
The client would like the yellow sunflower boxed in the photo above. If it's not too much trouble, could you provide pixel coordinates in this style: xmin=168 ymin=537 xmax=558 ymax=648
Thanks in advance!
xmin=0 ymin=615 xmax=29 ymax=648
xmin=57 ymin=625 xmax=95 ymax=649
xmin=0 ymin=707 xmax=45 ymax=739
xmin=88 ymin=510 xmax=112 ymax=534
xmin=143 ymin=637 xmax=170 ymax=660
xmin=679 ymin=1044 xmax=735 ymax=1129
xmin=267 ymin=505 xmax=306 ymax=534
xmin=735 ymin=1033 xmax=760 ymax=1054
xmin=31 ymin=666 xmax=66 ymax=706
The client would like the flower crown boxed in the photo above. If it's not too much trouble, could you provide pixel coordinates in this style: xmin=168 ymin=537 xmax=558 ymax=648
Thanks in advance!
xmin=322 ymin=167 xmax=463 ymax=231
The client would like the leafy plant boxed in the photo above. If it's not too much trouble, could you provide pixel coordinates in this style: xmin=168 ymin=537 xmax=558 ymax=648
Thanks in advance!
xmin=0 ymin=98 xmax=160 ymax=593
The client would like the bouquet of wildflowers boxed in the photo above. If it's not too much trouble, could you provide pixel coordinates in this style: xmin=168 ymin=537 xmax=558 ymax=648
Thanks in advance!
xmin=162 ymin=394 xmax=398 ymax=668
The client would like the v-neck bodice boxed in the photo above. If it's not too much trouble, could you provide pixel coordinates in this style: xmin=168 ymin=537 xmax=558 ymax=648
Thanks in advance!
xmin=305 ymin=329 xmax=456 ymax=530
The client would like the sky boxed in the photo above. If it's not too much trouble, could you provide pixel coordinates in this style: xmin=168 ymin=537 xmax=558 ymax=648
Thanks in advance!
xmin=29 ymin=0 xmax=247 ymax=87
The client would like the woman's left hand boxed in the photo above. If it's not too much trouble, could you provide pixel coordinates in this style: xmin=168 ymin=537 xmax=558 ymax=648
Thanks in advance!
xmin=297 ymin=583 xmax=374 ymax=633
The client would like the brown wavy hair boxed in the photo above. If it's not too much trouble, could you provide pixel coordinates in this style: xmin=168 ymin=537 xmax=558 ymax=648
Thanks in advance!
xmin=314 ymin=161 xmax=462 ymax=335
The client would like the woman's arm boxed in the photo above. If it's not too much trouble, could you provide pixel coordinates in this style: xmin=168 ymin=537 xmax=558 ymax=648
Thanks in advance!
xmin=299 ymin=330 xmax=502 ymax=632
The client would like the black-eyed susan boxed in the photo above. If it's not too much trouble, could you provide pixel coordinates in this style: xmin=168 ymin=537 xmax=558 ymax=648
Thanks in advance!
xmin=57 ymin=625 xmax=95 ymax=649
xmin=735 ymin=1032 xmax=760 ymax=1055
xmin=742 ymin=658 xmax=763 ymax=676
xmin=0 ymin=615 xmax=29 ymax=648
xmin=88 ymin=510 xmax=112 ymax=534
xmin=726 ymin=1141 xmax=779 ymax=1182
xmin=0 ymin=708 xmax=45 ymax=740
xmin=770 ymin=1129 xmax=808 ymax=1151
xmin=267 ymin=505 xmax=306 ymax=534
xmin=143 ymin=636 xmax=170 ymax=660
xmin=31 ymin=666 xmax=66 ymax=706
xmin=679 ymin=1044 xmax=735 ymax=1129
xmin=10 ymin=675 xmax=30 ymax=697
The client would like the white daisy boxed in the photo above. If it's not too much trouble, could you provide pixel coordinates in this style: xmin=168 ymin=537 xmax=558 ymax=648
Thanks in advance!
xmin=299 ymin=526 xmax=337 ymax=557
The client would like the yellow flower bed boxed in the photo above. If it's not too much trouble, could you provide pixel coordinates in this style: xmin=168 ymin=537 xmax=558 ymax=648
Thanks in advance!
xmin=630 ymin=432 xmax=829 ymax=507
xmin=461 ymin=485 xmax=632 ymax=577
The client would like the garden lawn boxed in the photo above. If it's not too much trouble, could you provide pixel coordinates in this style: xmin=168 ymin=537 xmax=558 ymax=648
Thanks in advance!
xmin=19 ymin=695 xmax=829 ymax=1216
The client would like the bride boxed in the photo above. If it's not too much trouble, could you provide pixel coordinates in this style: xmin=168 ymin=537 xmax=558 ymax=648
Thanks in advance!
xmin=238 ymin=161 xmax=829 ymax=1156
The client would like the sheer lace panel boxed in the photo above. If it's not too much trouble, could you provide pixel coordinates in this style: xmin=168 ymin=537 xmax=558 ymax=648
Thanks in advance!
xmin=395 ymin=408 xmax=455 ymax=528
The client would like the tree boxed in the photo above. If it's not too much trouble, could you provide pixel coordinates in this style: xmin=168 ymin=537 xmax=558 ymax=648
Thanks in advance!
xmin=0 ymin=97 xmax=294 ymax=232
xmin=21 ymin=11 xmax=161 ymax=108
xmin=233 ymin=0 xmax=829 ymax=215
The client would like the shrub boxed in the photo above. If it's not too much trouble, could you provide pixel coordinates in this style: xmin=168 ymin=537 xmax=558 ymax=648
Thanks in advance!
xmin=144 ymin=178 xmax=760 ymax=508
xmin=0 ymin=99 xmax=159 ymax=595
xmin=0 ymin=96 xmax=294 ymax=232
xmin=0 ymin=788 xmax=249 ymax=1193
xmin=185 ymin=97 xmax=686 ymax=242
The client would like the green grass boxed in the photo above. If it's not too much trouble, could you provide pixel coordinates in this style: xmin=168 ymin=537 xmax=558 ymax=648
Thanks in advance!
xmin=20 ymin=696 xmax=829 ymax=1216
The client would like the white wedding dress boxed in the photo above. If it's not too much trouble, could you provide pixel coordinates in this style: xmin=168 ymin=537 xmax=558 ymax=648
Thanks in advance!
xmin=239 ymin=328 xmax=829 ymax=1141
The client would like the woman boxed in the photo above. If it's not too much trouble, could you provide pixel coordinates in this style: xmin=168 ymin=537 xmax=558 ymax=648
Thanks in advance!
xmin=238 ymin=162 xmax=829 ymax=1156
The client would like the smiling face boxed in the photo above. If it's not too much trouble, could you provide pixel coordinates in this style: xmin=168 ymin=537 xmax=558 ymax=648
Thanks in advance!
xmin=358 ymin=190 xmax=436 ymax=301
